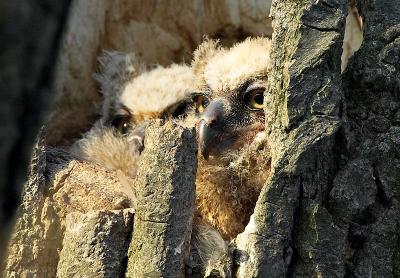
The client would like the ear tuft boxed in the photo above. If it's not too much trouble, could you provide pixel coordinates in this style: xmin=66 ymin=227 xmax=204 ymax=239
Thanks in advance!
xmin=192 ymin=39 xmax=221 ymax=79
xmin=94 ymin=51 xmax=145 ymax=120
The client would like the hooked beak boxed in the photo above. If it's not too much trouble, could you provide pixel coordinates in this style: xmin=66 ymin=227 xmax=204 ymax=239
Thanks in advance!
xmin=198 ymin=100 xmax=224 ymax=159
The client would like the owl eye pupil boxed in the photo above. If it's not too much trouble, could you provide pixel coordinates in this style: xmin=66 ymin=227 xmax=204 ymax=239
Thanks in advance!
xmin=111 ymin=114 xmax=131 ymax=135
xmin=245 ymin=88 xmax=265 ymax=110
xmin=254 ymin=93 xmax=263 ymax=105
xmin=121 ymin=123 xmax=129 ymax=134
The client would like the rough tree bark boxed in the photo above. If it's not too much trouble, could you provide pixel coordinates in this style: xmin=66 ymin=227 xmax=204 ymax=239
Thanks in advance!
xmin=235 ymin=0 xmax=400 ymax=277
xmin=2 ymin=142 xmax=137 ymax=277
xmin=126 ymin=121 xmax=197 ymax=278
xmin=0 ymin=0 xmax=72 ymax=264
xmin=3 ymin=1 xmax=399 ymax=277
xmin=57 ymin=209 xmax=135 ymax=278
xmin=2 ymin=122 xmax=197 ymax=278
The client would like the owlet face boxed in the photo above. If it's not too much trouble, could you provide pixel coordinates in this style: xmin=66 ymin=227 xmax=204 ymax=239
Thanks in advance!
xmin=191 ymin=37 xmax=272 ymax=159
xmin=73 ymin=54 xmax=198 ymax=177
xmin=108 ymin=63 xmax=198 ymax=136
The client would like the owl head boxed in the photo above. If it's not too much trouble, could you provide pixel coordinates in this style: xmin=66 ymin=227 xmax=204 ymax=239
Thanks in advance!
xmin=94 ymin=51 xmax=197 ymax=134
xmin=72 ymin=51 xmax=197 ymax=176
xmin=191 ymin=37 xmax=272 ymax=159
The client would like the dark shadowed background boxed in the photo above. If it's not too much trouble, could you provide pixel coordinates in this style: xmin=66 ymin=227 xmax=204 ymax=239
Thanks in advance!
xmin=0 ymin=0 xmax=72 ymax=262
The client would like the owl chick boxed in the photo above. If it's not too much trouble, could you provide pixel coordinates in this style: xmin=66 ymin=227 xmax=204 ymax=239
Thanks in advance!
xmin=71 ymin=50 xmax=228 ymax=275
xmin=71 ymin=51 xmax=197 ymax=177
xmin=71 ymin=40 xmax=273 ymax=275
xmin=191 ymin=37 xmax=272 ymax=241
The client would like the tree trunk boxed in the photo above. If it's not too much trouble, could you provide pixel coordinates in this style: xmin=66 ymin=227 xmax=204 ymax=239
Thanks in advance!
xmin=126 ymin=121 xmax=197 ymax=277
xmin=3 ymin=0 xmax=400 ymax=277
xmin=3 ymin=144 xmax=137 ymax=277
xmin=235 ymin=0 xmax=400 ymax=277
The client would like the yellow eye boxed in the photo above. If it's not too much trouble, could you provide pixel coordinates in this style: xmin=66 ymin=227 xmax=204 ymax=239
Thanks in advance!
xmin=193 ymin=94 xmax=208 ymax=113
xmin=197 ymin=95 xmax=204 ymax=113
xmin=245 ymin=89 xmax=264 ymax=110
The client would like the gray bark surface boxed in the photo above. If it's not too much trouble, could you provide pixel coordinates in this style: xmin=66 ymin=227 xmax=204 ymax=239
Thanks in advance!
xmin=3 ymin=1 xmax=400 ymax=277
xmin=235 ymin=0 xmax=400 ymax=277
xmin=0 ymin=0 xmax=71 ymax=262
xmin=57 ymin=209 xmax=134 ymax=278
xmin=126 ymin=121 xmax=197 ymax=278
xmin=338 ymin=1 xmax=400 ymax=276
xmin=3 ymin=142 xmax=74 ymax=277
xmin=3 ymin=145 xmax=136 ymax=277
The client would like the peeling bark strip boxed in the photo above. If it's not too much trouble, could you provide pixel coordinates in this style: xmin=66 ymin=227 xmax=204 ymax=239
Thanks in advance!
xmin=126 ymin=121 xmax=197 ymax=278
xmin=235 ymin=0 xmax=346 ymax=277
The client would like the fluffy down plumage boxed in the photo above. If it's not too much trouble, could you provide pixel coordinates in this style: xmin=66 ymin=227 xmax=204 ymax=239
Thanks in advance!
xmin=72 ymin=38 xmax=273 ymax=275
xmin=71 ymin=50 xmax=230 ymax=275
xmin=71 ymin=51 xmax=197 ymax=177
xmin=192 ymin=37 xmax=272 ymax=240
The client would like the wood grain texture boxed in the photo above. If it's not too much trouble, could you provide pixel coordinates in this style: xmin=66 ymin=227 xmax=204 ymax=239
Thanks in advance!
xmin=126 ymin=120 xmax=197 ymax=278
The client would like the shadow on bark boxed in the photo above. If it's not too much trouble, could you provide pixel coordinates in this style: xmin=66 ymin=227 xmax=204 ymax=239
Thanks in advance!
xmin=0 ymin=0 xmax=72 ymax=265
xmin=235 ymin=0 xmax=400 ymax=277
xmin=2 ymin=0 xmax=400 ymax=277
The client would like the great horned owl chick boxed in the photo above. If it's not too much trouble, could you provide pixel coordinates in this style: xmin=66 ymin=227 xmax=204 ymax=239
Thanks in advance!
xmin=71 ymin=40 xmax=273 ymax=274
xmin=191 ymin=37 xmax=272 ymax=241
xmin=71 ymin=51 xmax=197 ymax=177
xmin=71 ymin=51 xmax=227 ymax=274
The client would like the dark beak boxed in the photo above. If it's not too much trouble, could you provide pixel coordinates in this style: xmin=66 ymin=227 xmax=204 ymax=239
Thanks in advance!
xmin=198 ymin=100 xmax=224 ymax=159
